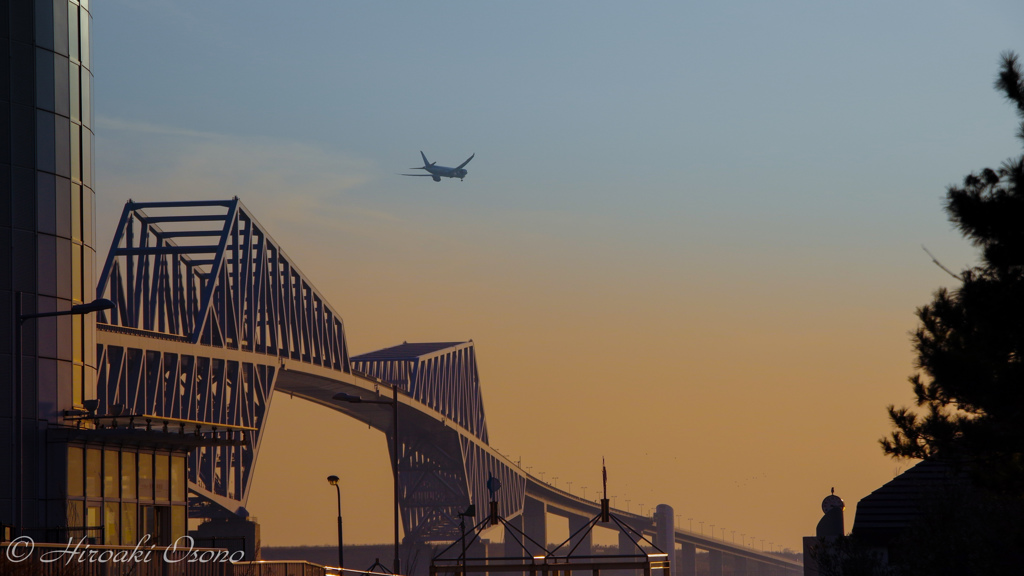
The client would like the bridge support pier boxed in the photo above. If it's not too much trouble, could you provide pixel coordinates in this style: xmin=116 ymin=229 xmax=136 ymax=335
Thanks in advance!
xmin=653 ymin=504 xmax=674 ymax=555
xmin=523 ymin=497 xmax=547 ymax=553
xmin=708 ymin=550 xmax=723 ymax=576
xmin=505 ymin=514 xmax=525 ymax=557
xmin=731 ymin=555 xmax=747 ymax=576
xmin=568 ymin=514 xmax=592 ymax=556
xmin=676 ymin=543 xmax=696 ymax=576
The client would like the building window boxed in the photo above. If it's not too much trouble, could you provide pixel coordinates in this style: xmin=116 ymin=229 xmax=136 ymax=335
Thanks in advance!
xmin=103 ymin=449 xmax=118 ymax=498
xmin=121 ymin=502 xmax=137 ymax=545
xmin=121 ymin=452 xmax=136 ymax=499
xmin=103 ymin=501 xmax=119 ymax=545
xmin=86 ymin=505 xmax=101 ymax=542
xmin=154 ymin=453 xmax=169 ymax=501
xmin=171 ymin=455 xmax=186 ymax=503
xmin=139 ymin=453 xmax=153 ymax=501
xmin=172 ymin=505 xmax=187 ymax=542
xmin=85 ymin=448 xmax=101 ymax=498
xmin=67 ymin=446 xmax=83 ymax=497
xmin=67 ymin=500 xmax=85 ymax=540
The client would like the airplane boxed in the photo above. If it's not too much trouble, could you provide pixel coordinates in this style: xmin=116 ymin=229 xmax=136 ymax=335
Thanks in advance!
xmin=402 ymin=151 xmax=475 ymax=182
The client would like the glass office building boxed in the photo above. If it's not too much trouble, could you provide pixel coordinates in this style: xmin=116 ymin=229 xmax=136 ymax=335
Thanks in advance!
xmin=1 ymin=1 xmax=193 ymax=545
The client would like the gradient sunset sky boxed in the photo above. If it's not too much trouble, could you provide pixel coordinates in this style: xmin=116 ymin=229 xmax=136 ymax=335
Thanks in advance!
xmin=93 ymin=0 xmax=1024 ymax=552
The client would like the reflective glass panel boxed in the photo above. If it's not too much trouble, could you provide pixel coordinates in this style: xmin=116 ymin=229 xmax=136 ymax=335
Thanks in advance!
xmin=67 ymin=500 xmax=84 ymax=540
xmin=86 ymin=504 xmax=101 ymax=540
xmin=171 ymin=505 xmax=186 ymax=542
xmin=72 ymin=243 xmax=82 ymax=302
xmin=104 ymin=502 xmax=119 ymax=545
xmin=72 ymin=364 xmax=82 ymax=407
xmin=121 ymin=503 xmax=137 ymax=546
xmin=70 ymin=182 xmax=81 ymax=239
xmin=103 ymin=449 xmax=118 ymax=498
xmin=82 ymin=127 xmax=91 ymax=186
xmin=154 ymin=453 xmax=169 ymax=501
xmin=55 ymin=56 xmax=69 ymax=117
xmin=72 ymin=313 xmax=82 ymax=363
xmin=81 ymin=72 xmax=90 ymax=128
xmin=138 ymin=453 xmax=153 ymax=500
xmin=121 ymin=452 xmax=136 ymax=499
xmin=85 ymin=448 xmax=101 ymax=498
xmin=55 ymin=115 xmax=71 ymax=178
xmin=36 ymin=172 xmax=57 ymax=234
xmin=80 ymin=9 xmax=90 ymax=69
xmin=171 ymin=455 xmax=186 ymax=502
xmin=37 ymin=110 xmax=56 ymax=174
xmin=70 ymin=123 xmax=80 ymax=184
xmin=72 ymin=180 xmax=81 ymax=238
xmin=67 ymin=447 xmax=83 ymax=497
xmin=70 ymin=65 xmax=80 ymax=121
xmin=83 ymin=189 xmax=93 ymax=246
xmin=35 ymin=49 xmax=55 ymax=112
xmin=69 ymin=4 xmax=80 ymax=62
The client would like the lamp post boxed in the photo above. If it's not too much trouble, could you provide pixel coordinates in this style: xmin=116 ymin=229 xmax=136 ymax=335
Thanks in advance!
xmin=334 ymin=384 xmax=401 ymax=574
xmin=14 ymin=295 xmax=114 ymax=533
xmin=327 ymin=475 xmax=344 ymax=569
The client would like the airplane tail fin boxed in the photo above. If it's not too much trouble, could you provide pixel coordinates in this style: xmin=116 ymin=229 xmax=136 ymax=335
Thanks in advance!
xmin=420 ymin=151 xmax=433 ymax=167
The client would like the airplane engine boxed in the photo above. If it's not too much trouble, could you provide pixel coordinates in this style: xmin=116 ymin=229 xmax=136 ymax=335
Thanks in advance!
xmin=432 ymin=175 xmax=441 ymax=182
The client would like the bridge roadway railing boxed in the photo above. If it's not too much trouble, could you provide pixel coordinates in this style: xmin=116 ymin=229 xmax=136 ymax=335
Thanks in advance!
xmin=516 ymin=475 xmax=801 ymax=576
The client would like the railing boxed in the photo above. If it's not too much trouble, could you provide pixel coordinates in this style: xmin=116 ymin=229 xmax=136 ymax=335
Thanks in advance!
xmin=230 ymin=561 xmax=328 ymax=576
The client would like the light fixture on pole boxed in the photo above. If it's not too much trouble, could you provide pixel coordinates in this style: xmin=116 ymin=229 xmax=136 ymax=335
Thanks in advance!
xmin=334 ymin=385 xmax=401 ymax=574
xmin=327 ymin=475 xmax=344 ymax=569
xmin=14 ymin=296 xmax=114 ymax=533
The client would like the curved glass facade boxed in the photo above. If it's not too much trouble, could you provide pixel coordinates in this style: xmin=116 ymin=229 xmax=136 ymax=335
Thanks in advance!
xmin=2 ymin=0 xmax=98 ymax=539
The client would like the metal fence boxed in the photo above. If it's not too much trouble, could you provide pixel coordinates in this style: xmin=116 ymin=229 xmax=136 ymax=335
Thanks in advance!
xmin=229 ymin=561 xmax=328 ymax=576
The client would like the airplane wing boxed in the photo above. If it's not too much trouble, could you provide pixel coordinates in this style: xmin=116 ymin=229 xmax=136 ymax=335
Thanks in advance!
xmin=400 ymin=173 xmax=435 ymax=177
xmin=455 ymin=153 xmax=475 ymax=170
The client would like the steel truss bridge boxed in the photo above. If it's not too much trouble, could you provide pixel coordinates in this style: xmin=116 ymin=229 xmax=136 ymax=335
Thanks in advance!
xmin=92 ymin=199 xmax=800 ymax=576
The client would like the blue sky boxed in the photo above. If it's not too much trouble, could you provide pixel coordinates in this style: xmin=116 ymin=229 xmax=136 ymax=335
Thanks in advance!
xmin=93 ymin=0 xmax=1024 ymax=550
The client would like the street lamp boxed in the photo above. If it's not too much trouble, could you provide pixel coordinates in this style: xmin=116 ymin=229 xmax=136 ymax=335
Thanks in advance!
xmin=14 ymin=295 xmax=114 ymax=533
xmin=327 ymin=475 xmax=344 ymax=569
xmin=333 ymin=385 xmax=401 ymax=574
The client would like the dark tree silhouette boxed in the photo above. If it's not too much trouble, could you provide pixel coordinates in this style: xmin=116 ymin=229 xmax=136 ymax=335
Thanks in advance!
xmin=881 ymin=52 xmax=1024 ymax=495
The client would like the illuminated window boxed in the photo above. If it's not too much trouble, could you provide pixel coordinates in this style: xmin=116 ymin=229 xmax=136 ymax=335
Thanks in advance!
xmin=155 ymin=453 xmax=169 ymax=501
xmin=86 ymin=505 xmax=101 ymax=541
xmin=121 ymin=452 xmax=136 ymax=499
xmin=138 ymin=453 xmax=153 ymax=500
xmin=103 ymin=449 xmax=118 ymax=498
xmin=67 ymin=446 xmax=83 ymax=497
xmin=67 ymin=500 xmax=84 ymax=540
xmin=85 ymin=448 xmax=101 ymax=498
xmin=172 ymin=505 xmax=187 ymax=542
xmin=104 ymin=502 xmax=119 ymax=545
xmin=171 ymin=455 xmax=186 ymax=502
xmin=121 ymin=503 xmax=137 ymax=546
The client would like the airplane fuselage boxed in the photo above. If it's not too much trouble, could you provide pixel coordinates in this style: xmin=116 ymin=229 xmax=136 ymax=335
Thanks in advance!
xmin=402 ymin=152 xmax=475 ymax=182
xmin=423 ymin=164 xmax=469 ymax=181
